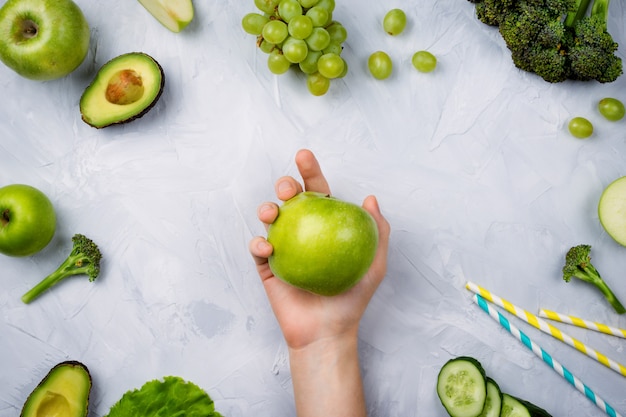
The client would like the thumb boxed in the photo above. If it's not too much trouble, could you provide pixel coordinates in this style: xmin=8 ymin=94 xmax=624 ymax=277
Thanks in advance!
xmin=362 ymin=195 xmax=386 ymax=228
xmin=362 ymin=194 xmax=390 ymax=263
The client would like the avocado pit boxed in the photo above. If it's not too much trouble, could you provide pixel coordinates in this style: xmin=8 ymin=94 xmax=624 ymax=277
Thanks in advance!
xmin=105 ymin=69 xmax=145 ymax=105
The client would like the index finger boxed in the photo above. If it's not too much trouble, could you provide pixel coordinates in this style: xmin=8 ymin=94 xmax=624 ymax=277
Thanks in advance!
xmin=295 ymin=149 xmax=331 ymax=195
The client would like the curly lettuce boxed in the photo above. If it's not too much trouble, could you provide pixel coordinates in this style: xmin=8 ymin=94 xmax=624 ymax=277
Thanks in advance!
xmin=104 ymin=376 xmax=223 ymax=417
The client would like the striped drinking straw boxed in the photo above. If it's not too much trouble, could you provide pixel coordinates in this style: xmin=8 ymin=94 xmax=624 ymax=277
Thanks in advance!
xmin=539 ymin=309 xmax=626 ymax=339
xmin=465 ymin=281 xmax=626 ymax=378
xmin=473 ymin=294 xmax=622 ymax=417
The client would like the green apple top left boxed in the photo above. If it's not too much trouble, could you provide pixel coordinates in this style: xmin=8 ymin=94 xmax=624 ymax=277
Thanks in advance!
xmin=0 ymin=184 xmax=56 ymax=257
xmin=0 ymin=0 xmax=90 ymax=80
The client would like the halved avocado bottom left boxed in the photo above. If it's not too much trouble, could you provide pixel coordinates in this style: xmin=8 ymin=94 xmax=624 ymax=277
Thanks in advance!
xmin=80 ymin=52 xmax=165 ymax=128
xmin=21 ymin=361 xmax=92 ymax=417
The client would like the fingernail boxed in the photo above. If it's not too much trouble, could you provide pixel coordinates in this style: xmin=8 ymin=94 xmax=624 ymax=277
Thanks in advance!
xmin=258 ymin=203 xmax=273 ymax=215
xmin=277 ymin=180 xmax=293 ymax=194
xmin=257 ymin=240 xmax=271 ymax=252
xmin=370 ymin=195 xmax=380 ymax=213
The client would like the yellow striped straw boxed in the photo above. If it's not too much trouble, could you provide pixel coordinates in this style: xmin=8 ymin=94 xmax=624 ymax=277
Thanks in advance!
xmin=465 ymin=281 xmax=626 ymax=378
xmin=539 ymin=309 xmax=626 ymax=339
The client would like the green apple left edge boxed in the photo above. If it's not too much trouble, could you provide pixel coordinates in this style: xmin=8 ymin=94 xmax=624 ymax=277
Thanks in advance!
xmin=0 ymin=184 xmax=56 ymax=257
xmin=0 ymin=0 xmax=90 ymax=80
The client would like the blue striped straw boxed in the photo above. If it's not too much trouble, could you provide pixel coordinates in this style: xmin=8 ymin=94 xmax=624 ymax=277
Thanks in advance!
xmin=473 ymin=294 xmax=622 ymax=417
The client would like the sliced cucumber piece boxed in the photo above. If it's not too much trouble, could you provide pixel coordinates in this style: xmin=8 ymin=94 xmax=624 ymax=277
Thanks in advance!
xmin=501 ymin=394 xmax=531 ymax=417
xmin=500 ymin=394 xmax=553 ymax=417
xmin=436 ymin=356 xmax=487 ymax=417
xmin=598 ymin=176 xmax=626 ymax=247
xmin=478 ymin=377 xmax=502 ymax=417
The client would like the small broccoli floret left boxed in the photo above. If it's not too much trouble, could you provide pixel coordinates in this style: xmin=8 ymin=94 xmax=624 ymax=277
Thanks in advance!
xmin=21 ymin=234 xmax=102 ymax=304
xmin=562 ymin=244 xmax=625 ymax=314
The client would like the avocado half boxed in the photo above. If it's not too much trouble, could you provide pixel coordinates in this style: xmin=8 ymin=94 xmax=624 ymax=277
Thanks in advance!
xmin=21 ymin=360 xmax=92 ymax=417
xmin=80 ymin=52 xmax=164 ymax=128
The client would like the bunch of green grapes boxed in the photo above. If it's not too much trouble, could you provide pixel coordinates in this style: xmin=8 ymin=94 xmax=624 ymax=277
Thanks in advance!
xmin=242 ymin=0 xmax=348 ymax=96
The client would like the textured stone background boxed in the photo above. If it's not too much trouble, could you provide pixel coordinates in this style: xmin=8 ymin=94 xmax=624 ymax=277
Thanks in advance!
xmin=1 ymin=0 xmax=625 ymax=416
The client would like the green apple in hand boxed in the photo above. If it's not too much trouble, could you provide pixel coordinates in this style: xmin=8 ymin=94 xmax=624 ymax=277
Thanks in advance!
xmin=0 ymin=0 xmax=90 ymax=80
xmin=138 ymin=0 xmax=194 ymax=33
xmin=0 ymin=184 xmax=56 ymax=257
xmin=267 ymin=191 xmax=379 ymax=296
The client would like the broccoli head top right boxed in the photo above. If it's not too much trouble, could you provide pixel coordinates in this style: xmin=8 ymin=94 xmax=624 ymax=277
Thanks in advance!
xmin=467 ymin=0 xmax=623 ymax=83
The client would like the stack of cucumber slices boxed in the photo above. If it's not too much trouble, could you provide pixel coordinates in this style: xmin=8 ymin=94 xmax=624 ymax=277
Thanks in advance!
xmin=436 ymin=356 xmax=553 ymax=417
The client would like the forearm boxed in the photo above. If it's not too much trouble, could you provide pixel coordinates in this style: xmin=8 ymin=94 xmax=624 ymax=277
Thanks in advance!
xmin=288 ymin=330 xmax=367 ymax=417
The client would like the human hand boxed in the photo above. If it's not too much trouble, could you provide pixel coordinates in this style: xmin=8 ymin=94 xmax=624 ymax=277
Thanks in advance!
xmin=249 ymin=149 xmax=391 ymax=350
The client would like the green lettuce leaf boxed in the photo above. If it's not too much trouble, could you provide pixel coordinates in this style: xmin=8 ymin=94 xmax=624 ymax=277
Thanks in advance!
xmin=104 ymin=376 xmax=223 ymax=417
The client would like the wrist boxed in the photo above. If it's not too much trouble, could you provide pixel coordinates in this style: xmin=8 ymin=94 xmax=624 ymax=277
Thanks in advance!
xmin=288 ymin=331 xmax=366 ymax=417
xmin=288 ymin=330 xmax=360 ymax=367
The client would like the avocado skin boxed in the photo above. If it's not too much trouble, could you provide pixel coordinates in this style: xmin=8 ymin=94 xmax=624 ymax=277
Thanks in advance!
xmin=79 ymin=52 xmax=165 ymax=129
xmin=21 ymin=360 xmax=92 ymax=417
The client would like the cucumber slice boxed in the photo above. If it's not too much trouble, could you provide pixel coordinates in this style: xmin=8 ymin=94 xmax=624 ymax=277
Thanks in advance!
xmin=500 ymin=394 xmax=553 ymax=417
xmin=598 ymin=176 xmax=626 ymax=247
xmin=478 ymin=378 xmax=502 ymax=417
xmin=501 ymin=394 xmax=531 ymax=417
xmin=436 ymin=356 xmax=487 ymax=417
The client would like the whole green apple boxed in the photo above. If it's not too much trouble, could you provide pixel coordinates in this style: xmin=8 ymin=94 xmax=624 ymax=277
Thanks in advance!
xmin=0 ymin=0 xmax=90 ymax=80
xmin=0 ymin=184 xmax=56 ymax=257
xmin=267 ymin=191 xmax=378 ymax=296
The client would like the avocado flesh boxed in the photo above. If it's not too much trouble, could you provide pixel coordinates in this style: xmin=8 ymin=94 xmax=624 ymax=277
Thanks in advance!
xmin=80 ymin=52 xmax=164 ymax=128
xmin=21 ymin=361 xmax=92 ymax=417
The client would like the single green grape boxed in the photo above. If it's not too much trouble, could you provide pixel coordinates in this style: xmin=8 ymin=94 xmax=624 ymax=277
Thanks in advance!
xmin=316 ymin=0 xmax=335 ymax=13
xmin=598 ymin=97 xmax=625 ymax=121
xmin=258 ymin=39 xmax=276 ymax=54
xmin=317 ymin=53 xmax=344 ymax=79
xmin=305 ymin=27 xmax=331 ymax=51
xmin=307 ymin=72 xmax=331 ymax=96
xmin=299 ymin=50 xmax=323 ymax=74
xmin=368 ymin=51 xmax=392 ymax=80
xmin=288 ymin=15 xmax=313 ymax=39
xmin=262 ymin=20 xmax=289 ymax=44
xmin=267 ymin=50 xmax=292 ymax=74
xmin=242 ymin=13 xmax=270 ymax=35
xmin=322 ymin=41 xmax=342 ymax=56
xmin=255 ymin=0 xmax=279 ymax=14
xmin=306 ymin=6 xmax=330 ymax=27
xmin=326 ymin=22 xmax=347 ymax=43
xmin=282 ymin=37 xmax=309 ymax=63
xmin=383 ymin=9 xmax=406 ymax=36
xmin=568 ymin=117 xmax=593 ymax=139
xmin=299 ymin=0 xmax=319 ymax=7
xmin=278 ymin=0 xmax=302 ymax=22
xmin=412 ymin=50 xmax=437 ymax=72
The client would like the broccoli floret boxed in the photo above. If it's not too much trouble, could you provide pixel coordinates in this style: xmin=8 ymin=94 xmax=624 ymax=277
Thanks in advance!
xmin=529 ymin=19 xmax=572 ymax=81
xmin=474 ymin=0 xmax=516 ymax=27
xmin=498 ymin=3 xmax=554 ymax=53
xmin=467 ymin=0 xmax=622 ymax=83
xmin=21 ymin=234 xmax=102 ymax=304
xmin=568 ymin=0 xmax=623 ymax=82
xmin=562 ymin=244 xmax=625 ymax=314
xmin=496 ymin=0 xmax=576 ymax=82
xmin=499 ymin=3 xmax=574 ymax=82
